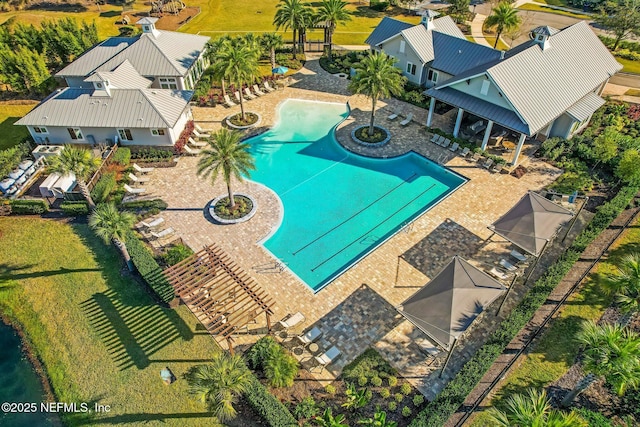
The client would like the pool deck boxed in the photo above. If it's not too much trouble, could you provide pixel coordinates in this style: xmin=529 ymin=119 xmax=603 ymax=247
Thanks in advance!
xmin=139 ymin=53 xmax=562 ymax=396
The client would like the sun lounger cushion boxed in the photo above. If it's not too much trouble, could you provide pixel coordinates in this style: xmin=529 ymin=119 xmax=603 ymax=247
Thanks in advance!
xmin=510 ymin=250 xmax=528 ymax=262
xmin=298 ymin=327 xmax=322 ymax=344
xmin=279 ymin=312 xmax=305 ymax=329
xmin=400 ymin=113 xmax=413 ymax=126
xmin=315 ymin=346 xmax=340 ymax=365
xmin=133 ymin=163 xmax=154 ymax=173
xmin=500 ymin=259 xmax=517 ymax=271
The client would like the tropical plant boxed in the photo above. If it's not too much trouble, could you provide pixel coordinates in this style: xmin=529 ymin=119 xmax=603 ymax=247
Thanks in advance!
xmin=348 ymin=52 xmax=405 ymax=136
xmin=294 ymin=396 xmax=319 ymax=420
xmin=48 ymin=145 xmax=100 ymax=209
xmin=562 ymin=321 xmax=640 ymax=406
xmin=185 ymin=352 xmax=252 ymax=422
xmin=316 ymin=0 xmax=352 ymax=61
xmin=206 ymin=35 xmax=232 ymax=98
xmin=314 ymin=407 xmax=348 ymax=427
xmin=617 ymin=149 xmax=640 ymax=184
xmin=196 ymin=128 xmax=256 ymax=210
xmin=247 ymin=335 xmax=279 ymax=369
xmin=358 ymin=408 xmax=397 ymax=426
xmin=89 ymin=203 xmax=136 ymax=271
xmin=264 ymin=345 xmax=299 ymax=387
xmin=488 ymin=389 xmax=587 ymax=426
xmin=273 ymin=0 xmax=313 ymax=59
xmin=260 ymin=32 xmax=284 ymax=69
xmin=484 ymin=2 xmax=521 ymax=49
xmin=603 ymin=253 xmax=640 ymax=314
xmin=342 ymin=382 xmax=371 ymax=410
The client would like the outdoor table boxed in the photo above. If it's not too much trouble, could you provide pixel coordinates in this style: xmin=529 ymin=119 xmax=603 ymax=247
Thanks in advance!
xmin=501 ymin=140 xmax=516 ymax=151
xmin=308 ymin=343 xmax=319 ymax=354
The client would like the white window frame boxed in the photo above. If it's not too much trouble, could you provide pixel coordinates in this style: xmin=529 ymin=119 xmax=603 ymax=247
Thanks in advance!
xmin=67 ymin=127 xmax=84 ymax=140
xmin=480 ymin=80 xmax=490 ymax=96
xmin=150 ymin=128 xmax=166 ymax=136
xmin=159 ymin=77 xmax=178 ymax=90
xmin=33 ymin=126 xmax=48 ymax=134
xmin=399 ymin=40 xmax=406 ymax=54
xmin=118 ymin=128 xmax=134 ymax=141
xmin=406 ymin=62 xmax=416 ymax=75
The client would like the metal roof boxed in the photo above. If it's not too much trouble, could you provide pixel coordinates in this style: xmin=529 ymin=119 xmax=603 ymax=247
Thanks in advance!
xmin=566 ymin=91 xmax=605 ymax=122
xmin=57 ymin=37 xmax=136 ymax=77
xmin=136 ymin=17 xmax=159 ymax=25
xmin=365 ymin=16 xmax=413 ymax=46
xmin=397 ymin=256 xmax=505 ymax=350
xmin=83 ymin=60 xmax=152 ymax=89
xmin=531 ymin=25 xmax=559 ymax=36
xmin=431 ymin=32 xmax=503 ymax=75
xmin=15 ymin=87 xmax=192 ymax=128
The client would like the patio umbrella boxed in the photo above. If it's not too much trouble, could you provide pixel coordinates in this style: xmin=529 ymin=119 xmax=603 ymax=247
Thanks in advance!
xmin=272 ymin=66 xmax=289 ymax=74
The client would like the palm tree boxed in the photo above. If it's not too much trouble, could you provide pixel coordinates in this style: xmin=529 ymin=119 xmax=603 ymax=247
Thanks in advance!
xmin=358 ymin=408 xmax=397 ymax=426
xmin=314 ymin=407 xmax=348 ymax=427
xmin=206 ymin=35 xmax=232 ymax=98
xmin=562 ymin=321 xmax=640 ymax=406
xmin=196 ymin=128 xmax=256 ymax=210
xmin=89 ymin=203 xmax=136 ymax=271
xmin=603 ymin=253 xmax=640 ymax=315
xmin=348 ymin=52 xmax=406 ymax=136
xmin=185 ymin=352 xmax=252 ymax=422
xmin=484 ymin=2 xmax=521 ymax=49
xmin=48 ymin=145 xmax=100 ymax=210
xmin=260 ymin=33 xmax=284 ymax=70
xmin=274 ymin=0 xmax=313 ymax=59
xmin=212 ymin=38 xmax=259 ymax=121
xmin=316 ymin=0 xmax=352 ymax=61
xmin=488 ymin=389 xmax=586 ymax=426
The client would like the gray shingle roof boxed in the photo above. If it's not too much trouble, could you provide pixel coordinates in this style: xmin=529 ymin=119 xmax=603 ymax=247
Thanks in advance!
xmin=431 ymin=32 xmax=503 ymax=75
xmin=56 ymin=37 xmax=136 ymax=77
xmin=15 ymin=87 xmax=191 ymax=128
xmin=365 ymin=16 xmax=413 ymax=47
xmin=566 ymin=91 xmax=605 ymax=122
xmin=83 ymin=60 xmax=151 ymax=89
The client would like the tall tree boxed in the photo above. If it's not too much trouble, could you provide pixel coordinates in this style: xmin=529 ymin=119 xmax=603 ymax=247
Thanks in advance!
xmin=591 ymin=125 xmax=619 ymax=170
xmin=48 ymin=146 xmax=101 ymax=210
xmin=487 ymin=389 xmax=586 ymax=426
xmin=484 ymin=2 xmax=521 ymax=49
xmin=206 ymin=35 xmax=232 ymax=98
xmin=316 ymin=0 xmax=352 ymax=61
xmin=596 ymin=0 xmax=640 ymax=50
xmin=89 ymin=203 xmax=136 ymax=271
xmin=603 ymin=253 xmax=640 ymax=315
xmin=348 ymin=52 xmax=406 ymax=136
xmin=616 ymin=149 xmax=640 ymax=183
xmin=260 ymin=33 xmax=284 ymax=70
xmin=185 ymin=352 xmax=252 ymax=422
xmin=196 ymin=129 xmax=256 ymax=210
xmin=448 ymin=0 xmax=470 ymax=23
xmin=273 ymin=0 xmax=313 ymax=59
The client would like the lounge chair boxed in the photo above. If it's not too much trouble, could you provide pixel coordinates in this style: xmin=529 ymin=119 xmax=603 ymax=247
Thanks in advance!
xmin=253 ymin=84 xmax=265 ymax=96
xmin=243 ymin=87 xmax=256 ymax=100
xmin=510 ymin=249 xmax=528 ymax=263
xmin=482 ymin=158 xmax=494 ymax=169
xmin=491 ymin=163 xmax=503 ymax=174
xmin=234 ymin=91 xmax=242 ymax=103
xmin=183 ymin=145 xmax=201 ymax=155
xmin=193 ymin=128 xmax=210 ymax=139
xmin=449 ymin=142 xmax=459 ymax=152
xmin=263 ymin=81 xmax=276 ymax=92
xmin=278 ymin=312 xmax=305 ymax=329
xmin=140 ymin=217 xmax=164 ymax=230
xmin=188 ymin=137 xmax=207 ymax=148
xmin=133 ymin=163 xmax=154 ymax=174
xmin=442 ymin=138 xmax=451 ymax=148
xmin=489 ymin=267 xmax=509 ymax=281
xmin=468 ymin=153 xmax=481 ymax=162
xmin=194 ymin=124 xmax=208 ymax=133
xmin=436 ymin=135 xmax=445 ymax=146
xmin=223 ymin=94 xmax=236 ymax=107
xmin=297 ymin=327 xmax=322 ymax=345
xmin=151 ymin=227 xmax=174 ymax=240
xmin=400 ymin=113 xmax=413 ymax=126
xmin=128 ymin=172 xmax=149 ymax=184
xmin=500 ymin=259 xmax=518 ymax=271
xmin=313 ymin=346 xmax=341 ymax=372
xmin=387 ymin=108 xmax=401 ymax=120
xmin=430 ymin=134 xmax=439 ymax=143
xmin=459 ymin=147 xmax=470 ymax=157
xmin=124 ymin=184 xmax=146 ymax=194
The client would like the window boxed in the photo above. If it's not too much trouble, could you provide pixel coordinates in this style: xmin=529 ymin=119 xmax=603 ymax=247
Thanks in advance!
xmin=67 ymin=128 xmax=83 ymax=140
xmin=159 ymin=77 xmax=178 ymax=90
xmin=427 ymin=69 xmax=438 ymax=83
xmin=399 ymin=40 xmax=406 ymax=54
xmin=406 ymin=62 xmax=416 ymax=75
xmin=151 ymin=129 xmax=166 ymax=136
xmin=33 ymin=126 xmax=48 ymax=134
xmin=480 ymin=80 xmax=490 ymax=96
xmin=118 ymin=129 xmax=133 ymax=141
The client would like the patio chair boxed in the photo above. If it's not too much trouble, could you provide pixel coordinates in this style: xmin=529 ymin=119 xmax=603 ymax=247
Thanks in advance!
xmin=459 ymin=147 xmax=470 ymax=157
xmin=387 ymin=108 xmax=401 ymax=120
xmin=489 ymin=267 xmax=510 ymax=281
xmin=253 ymin=84 xmax=265 ymax=96
xmin=188 ymin=137 xmax=207 ymax=148
xmin=223 ymin=94 xmax=236 ymax=107
xmin=234 ymin=91 xmax=242 ymax=103
xmin=263 ymin=81 xmax=276 ymax=92
xmin=183 ymin=145 xmax=201 ymax=155
xmin=500 ymin=258 xmax=518 ymax=271
xmin=243 ymin=87 xmax=256 ymax=100
xmin=430 ymin=134 xmax=439 ymax=143
xmin=133 ymin=163 xmax=154 ymax=174
xmin=313 ymin=346 xmax=341 ymax=372
xmin=482 ymin=158 xmax=494 ymax=169
xmin=194 ymin=123 xmax=209 ymax=133
xmin=468 ymin=153 xmax=481 ymax=162
xmin=400 ymin=113 xmax=413 ymax=126
xmin=449 ymin=142 xmax=459 ymax=152
xmin=193 ymin=128 xmax=210 ymax=139
xmin=128 ymin=172 xmax=149 ymax=185
xmin=140 ymin=217 xmax=164 ymax=230
xmin=441 ymin=138 xmax=451 ymax=148
xmin=124 ymin=184 xmax=146 ymax=194
xmin=510 ymin=249 xmax=528 ymax=263
xmin=151 ymin=227 xmax=175 ymax=240
xmin=436 ymin=135 xmax=446 ymax=146
xmin=297 ymin=326 xmax=322 ymax=346
xmin=278 ymin=312 xmax=305 ymax=330
xmin=491 ymin=163 xmax=503 ymax=174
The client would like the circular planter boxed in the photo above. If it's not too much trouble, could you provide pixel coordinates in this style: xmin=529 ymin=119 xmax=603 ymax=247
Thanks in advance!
xmin=225 ymin=112 xmax=261 ymax=130
xmin=209 ymin=193 xmax=257 ymax=224
xmin=351 ymin=125 xmax=391 ymax=148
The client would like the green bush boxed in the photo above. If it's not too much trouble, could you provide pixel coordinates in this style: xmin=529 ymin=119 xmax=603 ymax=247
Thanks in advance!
xmin=394 ymin=393 xmax=404 ymax=403
xmin=370 ymin=0 xmax=389 ymax=11
xmin=413 ymin=394 xmax=424 ymax=406
xmin=9 ymin=199 xmax=48 ymax=214
xmin=388 ymin=401 xmax=397 ymax=411
xmin=264 ymin=346 xmax=299 ymax=388
xmin=162 ymin=244 xmax=193 ymax=266
xmin=388 ymin=376 xmax=398 ymax=387
xmin=402 ymin=406 xmax=412 ymax=417
xmin=119 ymin=198 xmax=168 ymax=211
xmin=293 ymin=397 xmax=318 ymax=420
xmin=574 ymin=408 xmax=612 ymax=427
xmin=275 ymin=53 xmax=303 ymax=70
xmin=244 ymin=376 xmax=297 ymax=427
xmin=371 ymin=376 xmax=383 ymax=387
xmin=400 ymin=383 xmax=412 ymax=396
xmin=379 ymin=388 xmax=391 ymax=398
xmin=358 ymin=376 xmax=368 ymax=386
xmin=247 ymin=335 xmax=279 ymax=370
xmin=343 ymin=348 xmax=396 ymax=380
xmin=60 ymin=201 xmax=89 ymax=216
xmin=125 ymin=230 xmax=175 ymax=303
xmin=131 ymin=147 xmax=173 ymax=162
xmin=90 ymin=171 xmax=117 ymax=203
xmin=325 ymin=384 xmax=337 ymax=395
xmin=112 ymin=147 xmax=131 ymax=166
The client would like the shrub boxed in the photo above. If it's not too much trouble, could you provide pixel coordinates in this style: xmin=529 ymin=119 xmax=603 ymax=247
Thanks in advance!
xmin=400 ymin=383 xmax=412 ymax=396
xmin=131 ymin=147 xmax=173 ymax=162
xmin=574 ymin=408 xmax=612 ymax=427
xmin=112 ymin=147 xmax=131 ymax=166
xmin=343 ymin=348 xmax=396 ymax=380
xmin=394 ymin=393 xmax=404 ymax=403
xmin=90 ymin=171 xmax=117 ymax=203
xmin=247 ymin=335 xmax=279 ymax=370
xmin=325 ymin=384 xmax=336 ymax=395
xmin=370 ymin=0 xmax=389 ymax=11
xmin=125 ymin=230 xmax=175 ymax=303
xmin=293 ymin=397 xmax=318 ymax=420
xmin=264 ymin=346 xmax=298 ymax=388
xmin=388 ymin=401 xmax=397 ymax=411
xmin=9 ymin=199 xmax=48 ymax=214
xmin=371 ymin=376 xmax=383 ymax=387
xmin=379 ymin=388 xmax=391 ymax=398
xmin=119 ymin=199 xmax=168 ymax=211
xmin=342 ymin=383 xmax=371 ymax=410
xmin=358 ymin=376 xmax=368 ymax=386
xmin=402 ymin=406 xmax=412 ymax=417
xmin=60 ymin=201 xmax=89 ymax=216
xmin=413 ymin=394 xmax=424 ymax=406
xmin=388 ymin=376 xmax=398 ymax=387
xmin=162 ymin=244 xmax=193 ymax=266
xmin=275 ymin=53 xmax=303 ymax=70
xmin=244 ymin=376 xmax=297 ymax=427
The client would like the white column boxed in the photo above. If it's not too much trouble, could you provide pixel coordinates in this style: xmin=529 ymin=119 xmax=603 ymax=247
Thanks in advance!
xmin=453 ymin=108 xmax=464 ymax=138
xmin=511 ymin=133 xmax=527 ymax=165
xmin=426 ymin=97 xmax=436 ymax=127
xmin=481 ymin=120 xmax=494 ymax=151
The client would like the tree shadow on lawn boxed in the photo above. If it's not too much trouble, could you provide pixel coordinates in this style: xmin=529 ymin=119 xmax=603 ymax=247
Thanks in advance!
xmin=71 ymin=410 xmax=215 ymax=425
xmin=0 ymin=262 xmax=101 ymax=281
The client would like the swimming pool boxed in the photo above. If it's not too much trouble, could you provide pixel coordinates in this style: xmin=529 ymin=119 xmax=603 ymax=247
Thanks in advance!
xmin=248 ymin=99 xmax=466 ymax=292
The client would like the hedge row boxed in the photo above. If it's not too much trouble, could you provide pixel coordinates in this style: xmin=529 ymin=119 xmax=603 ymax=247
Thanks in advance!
xmin=125 ymin=230 xmax=175 ymax=304
xmin=9 ymin=199 xmax=48 ymax=214
xmin=120 ymin=199 xmax=168 ymax=211
xmin=60 ymin=201 xmax=89 ymax=216
xmin=409 ymin=184 xmax=640 ymax=427
xmin=244 ymin=376 xmax=297 ymax=427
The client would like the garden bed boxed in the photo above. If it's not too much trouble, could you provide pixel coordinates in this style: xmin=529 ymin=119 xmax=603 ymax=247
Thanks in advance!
xmin=352 ymin=125 xmax=391 ymax=147
xmin=209 ymin=194 xmax=257 ymax=224
xmin=226 ymin=112 xmax=261 ymax=129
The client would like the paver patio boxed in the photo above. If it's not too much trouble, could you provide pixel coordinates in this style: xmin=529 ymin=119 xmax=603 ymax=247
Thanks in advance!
xmin=139 ymin=53 xmax=562 ymax=391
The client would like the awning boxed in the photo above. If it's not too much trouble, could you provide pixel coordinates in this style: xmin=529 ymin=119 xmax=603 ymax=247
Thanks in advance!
xmin=397 ymin=256 xmax=506 ymax=351
xmin=566 ymin=92 xmax=605 ymax=123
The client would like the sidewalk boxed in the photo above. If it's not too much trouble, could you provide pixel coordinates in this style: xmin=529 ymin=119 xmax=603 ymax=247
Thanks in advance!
xmin=470 ymin=13 xmax=491 ymax=47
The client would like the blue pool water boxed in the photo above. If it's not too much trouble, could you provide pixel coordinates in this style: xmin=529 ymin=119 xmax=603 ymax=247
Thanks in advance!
xmin=248 ymin=99 xmax=466 ymax=291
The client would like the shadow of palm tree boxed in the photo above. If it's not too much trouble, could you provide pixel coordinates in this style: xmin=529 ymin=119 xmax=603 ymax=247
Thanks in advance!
xmin=0 ymin=263 xmax=101 ymax=281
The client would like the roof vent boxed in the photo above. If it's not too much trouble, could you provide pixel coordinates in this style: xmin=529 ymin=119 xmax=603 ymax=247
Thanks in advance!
xmin=151 ymin=91 xmax=157 ymax=95
xmin=420 ymin=9 xmax=439 ymax=31
xmin=530 ymin=26 xmax=555 ymax=51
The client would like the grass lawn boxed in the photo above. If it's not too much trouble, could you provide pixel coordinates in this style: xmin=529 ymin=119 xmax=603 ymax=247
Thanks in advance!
xmin=615 ymin=57 xmax=640 ymax=75
xmin=484 ymin=36 xmax=510 ymax=51
xmin=517 ymin=3 xmax=592 ymax=20
xmin=0 ymin=101 xmax=37 ymax=151
xmin=470 ymin=217 xmax=640 ymax=426
xmin=534 ymin=0 xmax=571 ymax=6
xmin=0 ymin=217 xmax=222 ymax=426
xmin=625 ymin=88 xmax=640 ymax=96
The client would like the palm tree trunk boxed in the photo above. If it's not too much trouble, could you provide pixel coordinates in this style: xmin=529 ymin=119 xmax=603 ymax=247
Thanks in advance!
xmin=113 ymin=238 xmax=134 ymax=272
xmin=78 ymin=180 xmax=96 ymax=210
xmin=561 ymin=373 xmax=596 ymax=408
xmin=292 ymin=28 xmax=297 ymax=60
xmin=239 ymin=85 xmax=246 ymax=121
xmin=327 ymin=27 xmax=334 ymax=61
xmin=368 ymin=97 xmax=377 ymax=136
xmin=221 ymin=78 xmax=227 ymax=98
xmin=494 ymin=30 xmax=501 ymax=48
xmin=270 ymin=48 xmax=276 ymax=70
xmin=227 ymin=183 xmax=236 ymax=209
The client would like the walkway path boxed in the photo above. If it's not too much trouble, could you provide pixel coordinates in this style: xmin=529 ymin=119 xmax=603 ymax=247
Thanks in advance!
xmin=470 ymin=13 xmax=491 ymax=47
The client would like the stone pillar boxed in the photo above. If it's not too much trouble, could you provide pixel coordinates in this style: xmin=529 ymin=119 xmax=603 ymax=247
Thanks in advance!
xmin=511 ymin=133 xmax=527 ymax=165
xmin=426 ymin=97 xmax=436 ymax=127
xmin=481 ymin=120 xmax=494 ymax=151
xmin=453 ymin=108 xmax=464 ymax=138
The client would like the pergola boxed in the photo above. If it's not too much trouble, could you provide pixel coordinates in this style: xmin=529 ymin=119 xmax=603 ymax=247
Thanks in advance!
xmin=163 ymin=244 xmax=275 ymax=353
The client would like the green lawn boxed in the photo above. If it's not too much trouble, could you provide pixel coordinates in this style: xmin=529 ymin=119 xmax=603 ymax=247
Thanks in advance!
xmin=484 ymin=36 xmax=510 ymax=51
xmin=517 ymin=3 xmax=592 ymax=20
xmin=615 ymin=57 xmax=640 ymax=75
xmin=470 ymin=218 xmax=640 ymax=426
xmin=0 ymin=102 xmax=37 ymax=150
xmin=0 ymin=218 xmax=221 ymax=426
